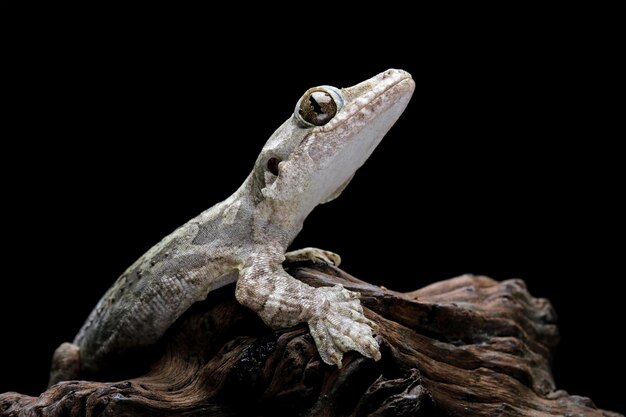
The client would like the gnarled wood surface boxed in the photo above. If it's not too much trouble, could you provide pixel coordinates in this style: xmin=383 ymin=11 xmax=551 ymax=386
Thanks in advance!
xmin=1 ymin=264 xmax=622 ymax=416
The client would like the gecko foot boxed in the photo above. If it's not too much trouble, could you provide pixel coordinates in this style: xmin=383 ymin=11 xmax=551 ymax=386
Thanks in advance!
xmin=285 ymin=247 xmax=341 ymax=266
xmin=305 ymin=284 xmax=380 ymax=367
xmin=48 ymin=342 xmax=81 ymax=387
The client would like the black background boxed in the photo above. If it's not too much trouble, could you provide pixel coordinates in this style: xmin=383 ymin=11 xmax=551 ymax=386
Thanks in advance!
xmin=1 ymin=6 xmax=622 ymax=414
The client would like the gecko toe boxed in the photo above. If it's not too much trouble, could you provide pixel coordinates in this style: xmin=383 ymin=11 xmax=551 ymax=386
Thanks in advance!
xmin=284 ymin=247 xmax=342 ymax=266
xmin=306 ymin=285 xmax=381 ymax=367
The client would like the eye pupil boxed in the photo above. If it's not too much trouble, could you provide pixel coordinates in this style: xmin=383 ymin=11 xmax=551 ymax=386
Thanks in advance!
xmin=309 ymin=94 xmax=326 ymax=114
xmin=267 ymin=157 xmax=280 ymax=176
xmin=298 ymin=89 xmax=338 ymax=126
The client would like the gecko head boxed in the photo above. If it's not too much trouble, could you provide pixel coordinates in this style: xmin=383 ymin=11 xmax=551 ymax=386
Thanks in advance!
xmin=254 ymin=69 xmax=415 ymax=220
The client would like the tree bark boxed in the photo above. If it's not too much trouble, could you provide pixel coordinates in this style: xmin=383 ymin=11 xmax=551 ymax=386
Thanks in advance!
xmin=1 ymin=264 xmax=621 ymax=417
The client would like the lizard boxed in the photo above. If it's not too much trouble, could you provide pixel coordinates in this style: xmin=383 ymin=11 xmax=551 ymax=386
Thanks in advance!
xmin=48 ymin=68 xmax=415 ymax=386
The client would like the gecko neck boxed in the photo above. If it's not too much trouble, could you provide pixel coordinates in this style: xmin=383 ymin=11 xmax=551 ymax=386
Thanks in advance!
xmin=232 ymin=173 xmax=307 ymax=251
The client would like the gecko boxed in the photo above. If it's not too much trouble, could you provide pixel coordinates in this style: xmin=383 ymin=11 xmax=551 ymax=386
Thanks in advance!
xmin=48 ymin=69 xmax=415 ymax=386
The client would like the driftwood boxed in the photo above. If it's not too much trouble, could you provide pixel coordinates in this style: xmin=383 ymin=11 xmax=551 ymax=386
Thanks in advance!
xmin=1 ymin=264 xmax=622 ymax=417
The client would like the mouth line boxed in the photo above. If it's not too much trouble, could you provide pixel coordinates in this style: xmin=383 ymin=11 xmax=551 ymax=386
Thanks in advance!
xmin=318 ymin=74 xmax=414 ymax=133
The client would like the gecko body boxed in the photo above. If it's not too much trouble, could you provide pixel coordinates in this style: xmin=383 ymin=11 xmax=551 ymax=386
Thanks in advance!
xmin=49 ymin=69 xmax=415 ymax=385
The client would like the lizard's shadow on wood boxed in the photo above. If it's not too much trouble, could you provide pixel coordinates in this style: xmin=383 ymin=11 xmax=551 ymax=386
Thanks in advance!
xmin=0 ymin=263 xmax=622 ymax=417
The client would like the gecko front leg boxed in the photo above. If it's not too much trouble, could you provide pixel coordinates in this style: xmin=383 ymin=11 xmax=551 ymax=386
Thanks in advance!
xmin=235 ymin=246 xmax=380 ymax=367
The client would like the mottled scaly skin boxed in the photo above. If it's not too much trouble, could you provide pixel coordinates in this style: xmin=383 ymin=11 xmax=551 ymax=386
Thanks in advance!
xmin=49 ymin=69 xmax=415 ymax=385
xmin=74 ymin=192 xmax=248 ymax=375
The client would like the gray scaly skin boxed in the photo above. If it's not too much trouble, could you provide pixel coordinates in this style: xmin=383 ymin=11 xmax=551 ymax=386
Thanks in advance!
xmin=49 ymin=69 xmax=415 ymax=386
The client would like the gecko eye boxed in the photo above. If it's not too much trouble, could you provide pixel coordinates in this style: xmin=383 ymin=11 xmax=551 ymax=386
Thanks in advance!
xmin=294 ymin=86 xmax=344 ymax=127
xmin=267 ymin=157 xmax=281 ymax=176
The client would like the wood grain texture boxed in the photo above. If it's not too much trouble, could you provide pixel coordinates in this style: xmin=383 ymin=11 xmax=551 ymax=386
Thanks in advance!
xmin=1 ymin=264 xmax=621 ymax=417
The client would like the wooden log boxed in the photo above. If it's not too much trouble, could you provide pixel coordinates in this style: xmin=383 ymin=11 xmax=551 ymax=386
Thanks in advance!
xmin=1 ymin=264 xmax=621 ymax=416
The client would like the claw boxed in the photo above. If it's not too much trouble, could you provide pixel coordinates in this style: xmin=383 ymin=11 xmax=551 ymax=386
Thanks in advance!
xmin=368 ymin=343 xmax=382 ymax=361
xmin=368 ymin=319 xmax=380 ymax=333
